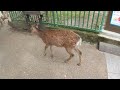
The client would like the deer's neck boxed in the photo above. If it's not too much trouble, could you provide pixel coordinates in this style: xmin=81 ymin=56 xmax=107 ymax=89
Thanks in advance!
xmin=37 ymin=30 xmax=45 ymax=38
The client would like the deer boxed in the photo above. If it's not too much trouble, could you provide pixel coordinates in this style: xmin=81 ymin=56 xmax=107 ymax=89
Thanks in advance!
xmin=30 ymin=18 xmax=82 ymax=66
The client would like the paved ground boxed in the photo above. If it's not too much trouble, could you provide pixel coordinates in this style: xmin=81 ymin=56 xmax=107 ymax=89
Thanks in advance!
xmin=0 ymin=23 xmax=108 ymax=79
xmin=99 ymin=42 xmax=120 ymax=56
xmin=104 ymin=53 xmax=120 ymax=79
xmin=98 ymin=29 xmax=120 ymax=79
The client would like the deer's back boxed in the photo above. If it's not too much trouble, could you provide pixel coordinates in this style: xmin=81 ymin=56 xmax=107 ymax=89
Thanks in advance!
xmin=39 ymin=30 xmax=80 ymax=48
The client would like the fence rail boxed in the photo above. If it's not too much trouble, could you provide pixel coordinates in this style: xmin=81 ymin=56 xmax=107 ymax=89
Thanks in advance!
xmin=9 ymin=11 xmax=107 ymax=32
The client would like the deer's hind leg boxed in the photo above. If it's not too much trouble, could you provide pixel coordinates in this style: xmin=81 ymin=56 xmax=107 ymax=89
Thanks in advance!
xmin=74 ymin=47 xmax=82 ymax=66
xmin=44 ymin=44 xmax=49 ymax=56
xmin=64 ymin=47 xmax=74 ymax=63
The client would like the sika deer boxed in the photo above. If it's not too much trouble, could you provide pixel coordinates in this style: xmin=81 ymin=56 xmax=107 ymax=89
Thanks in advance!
xmin=30 ymin=24 xmax=82 ymax=66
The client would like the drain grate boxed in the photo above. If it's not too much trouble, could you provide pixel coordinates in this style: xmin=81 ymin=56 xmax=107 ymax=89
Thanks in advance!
xmin=98 ymin=42 xmax=120 ymax=56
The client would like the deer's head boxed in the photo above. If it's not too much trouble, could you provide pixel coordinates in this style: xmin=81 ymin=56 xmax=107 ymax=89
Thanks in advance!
xmin=30 ymin=24 xmax=39 ymax=35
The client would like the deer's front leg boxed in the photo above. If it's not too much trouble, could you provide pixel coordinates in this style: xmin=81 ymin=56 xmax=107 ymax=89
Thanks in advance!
xmin=44 ymin=44 xmax=49 ymax=56
xmin=50 ymin=45 xmax=53 ymax=58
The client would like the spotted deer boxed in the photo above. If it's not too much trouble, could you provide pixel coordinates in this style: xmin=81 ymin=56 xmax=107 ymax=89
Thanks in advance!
xmin=30 ymin=24 xmax=82 ymax=66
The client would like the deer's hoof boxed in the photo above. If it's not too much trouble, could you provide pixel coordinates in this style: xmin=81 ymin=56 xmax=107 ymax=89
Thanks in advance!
xmin=44 ymin=53 xmax=46 ymax=56
xmin=51 ymin=55 xmax=53 ymax=58
xmin=77 ymin=63 xmax=81 ymax=66
xmin=64 ymin=60 xmax=69 ymax=63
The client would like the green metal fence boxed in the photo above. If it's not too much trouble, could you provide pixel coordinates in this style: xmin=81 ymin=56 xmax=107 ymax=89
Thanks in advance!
xmin=9 ymin=11 xmax=107 ymax=32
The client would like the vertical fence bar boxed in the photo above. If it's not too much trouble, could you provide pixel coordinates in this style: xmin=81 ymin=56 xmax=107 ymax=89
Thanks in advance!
xmin=38 ymin=12 xmax=41 ymax=24
xmin=33 ymin=15 xmax=36 ymax=23
xmin=42 ymin=14 xmax=44 ymax=22
xmin=36 ymin=15 xmax=38 ymax=23
xmin=50 ymin=11 xmax=52 ymax=23
xmin=87 ymin=11 xmax=90 ymax=28
xmin=15 ymin=11 xmax=19 ymax=20
xmin=99 ymin=11 xmax=106 ymax=31
xmin=48 ymin=11 xmax=51 ymax=23
xmin=91 ymin=11 xmax=95 ymax=29
xmin=60 ymin=11 xmax=62 ymax=24
xmin=56 ymin=11 xmax=59 ymax=25
xmin=11 ymin=11 xmax=15 ymax=20
xmin=53 ymin=11 xmax=55 ymax=24
xmin=67 ymin=11 xmax=68 ymax=26
xmin=43 ymin=12 xmax=46 ymax=22
xmin=28 ymin=15 xmax=30 ymax=22
xmin=29 ymin=15 xmax=32 ymax=22
xmin=15 ymin=11 xmax=18 ymax=20
xmin=9 ymin=11 xmax=13 ymax=21
xmin=22 ymin=11 xmax=25 ymax=21
xmin=20 ymin=11 xmax=23 ymax=20
xmin=52 ymin=11 xmax=56 ymax=26
xmin=74 ymin=11 xmax=77 ymax=26
xmin=13 ymin=11 xmax=16 ymax=20
xmin=14 ymin=11 xmax=17 ymax=20
xmin=17 ymin=11 xmax=20 ymax=20
xmin=64 ymin=11 xmax=65 ymax=25
xmin=30 ymin=15 xmax=33 ymax=22
xmin=45 ymin=11 xmax=49 ymax=22
xmin=37 ymin=15 xmax=40 ymax=23
xmin=95 ymin=11 xmax=100 ymax=30
xmin=82 ymin=11 xmax=85 ymax=28
xmin=21 ymin=11 xmax=24 ymax=18
xmin=33 ymin=15 xmax=36 ymax=22
xmin=32 ymin=15 xmax=35 ymax=22
xmin=35 ymin=15 xmax=37 ymax=23
xmin=71 ymin=11 xmax=72 ymax=26
xmin=78 ymin=11 xmax=81 ymax=27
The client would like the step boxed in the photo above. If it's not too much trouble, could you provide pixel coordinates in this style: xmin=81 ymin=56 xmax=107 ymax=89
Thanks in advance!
xmin=99 ymin=42 xmax=120 ymax=56
xmin=99 ymin=30 xmax=120 ymax=42
xmin=98 ymin=30 xmax=120 ymax=47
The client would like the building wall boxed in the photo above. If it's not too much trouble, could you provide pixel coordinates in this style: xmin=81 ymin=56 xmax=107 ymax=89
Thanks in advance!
xmin=104 ymin=11 xmax=120 ymax=34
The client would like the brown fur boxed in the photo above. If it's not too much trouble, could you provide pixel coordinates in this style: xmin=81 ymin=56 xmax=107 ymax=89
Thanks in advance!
xmin=30 ymin=24 xmax=82 ymax=66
